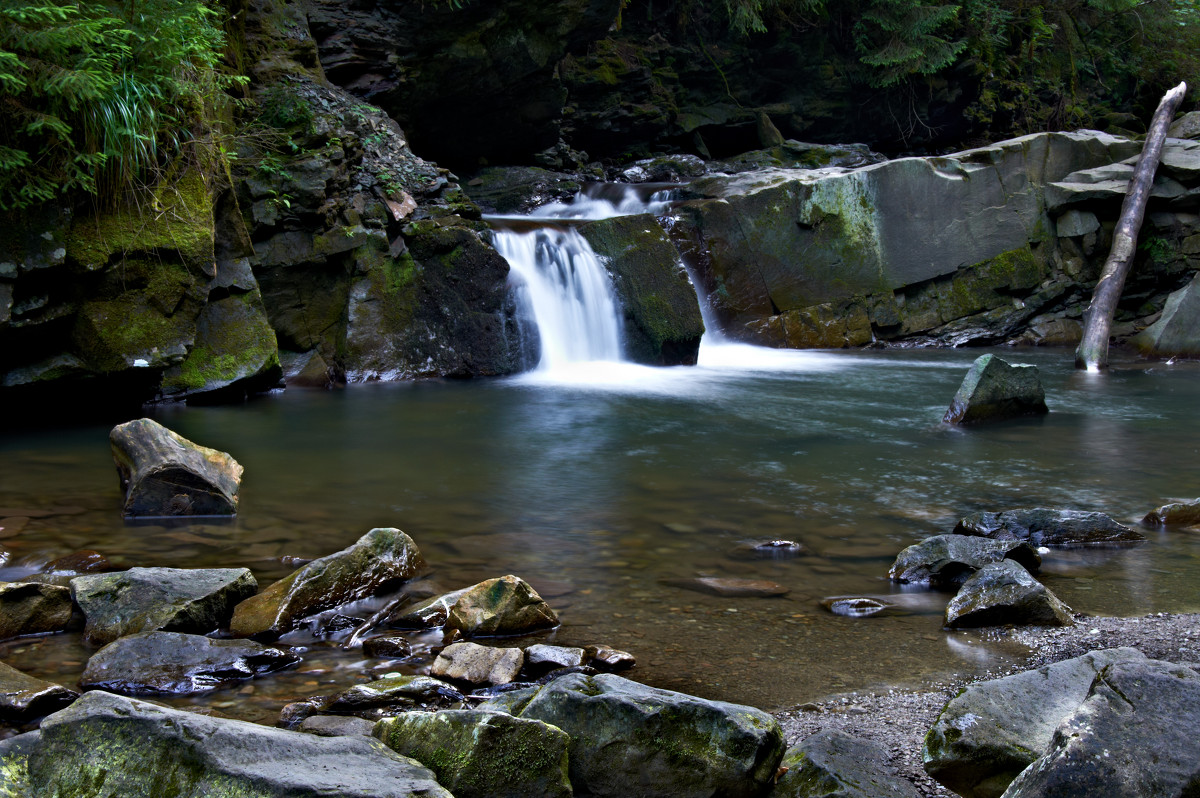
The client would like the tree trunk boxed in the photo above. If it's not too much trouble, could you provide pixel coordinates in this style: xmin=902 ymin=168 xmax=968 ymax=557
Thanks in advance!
xmin=1074 ymin=81 xmax=1188 ymax=371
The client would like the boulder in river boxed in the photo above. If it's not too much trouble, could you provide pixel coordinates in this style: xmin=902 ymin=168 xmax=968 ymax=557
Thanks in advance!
xmin=480 ymin=672 xmax=786 ymax=798
xmin=374 ymin=709 xmax=572 ymax=798
xmin=79 ymin=631 xmax=300 ymax=695
xmin=888 ymin=535 xmax=1041 ymax=587
xmin=1132 ymin=271 xmax=1200 ymax=358
xmin=1142 ymin=497 xmax=1200 ymax=527
xmin=17 ymin=690 xmax=452 ymax=797
xmin=584 ymin=644 xmax=636 ymax=671
xmin=923 ymin=647 xmax=1146 ymax=798
xmin=524 ymin=644 xmax=586 ymax=675
xmin=71 ymin=566 xmax=257 ymax=646
xmin=0 ymin=661 xmax=78 ymax=723
xmin=444 ymin=574 xmax=559 ymax=637
xmin=362 ymin=633 xmax=412 ymax=659
xmin=0 ymin=581 xmax=73 ymax=640
xmin=943 ymin=354 xmax=1047 ymax=425
xmin=953 ymin=508 xmax=1144 ymax=547
xmin=945 ymin=560 xmax=1074 ymax=629
xmin=432 ymin=642 xmax=524 ymax=686
xmin=389 ymin=587 xmax=470 ymax=629
xmin=230 ymin=527 xmax=425 ymax=639
xmin=773 ymin=729 xmax=920 ymax=798
xmin=1000 ymin=659 xmax=1200 ymax=798
xmin=109 ymin=418 xmax=244 ymax=516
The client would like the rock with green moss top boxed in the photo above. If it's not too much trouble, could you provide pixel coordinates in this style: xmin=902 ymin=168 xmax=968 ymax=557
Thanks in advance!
xmin=0 ymin=581 xmax=73 ymax=640
xmin=772 ymin=729 xmax=919 ymax=797
xmin=161 ymin=291 xmax=282 ymax=399
xmin=578 ymin=213 xmax=704 ymax=365
xmin=374 ymin=709 xmax=572 ymax=798
xmin=944 ymin=355 xmax=1047 ymax=425
xmin=110 ymin=418 xmax=244 ymax=517
xmin=481 ymin=672 xmax=785 ymax=798
xmin=0 ymin=661 xmax=78 ymax=723
xmin=923 ymin=648 xmax=1146 ymax=798
xmin=23 ymin=690 xmax=452 ymax=797
xmin=230 ymin=528 xmax=425 ymax=639
xmin=445 ymin=574 xmax=559 ymax=637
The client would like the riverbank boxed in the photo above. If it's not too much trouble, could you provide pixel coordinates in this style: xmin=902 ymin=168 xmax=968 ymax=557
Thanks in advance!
xmin=773 ymin=611 xmax=1200 ymax=797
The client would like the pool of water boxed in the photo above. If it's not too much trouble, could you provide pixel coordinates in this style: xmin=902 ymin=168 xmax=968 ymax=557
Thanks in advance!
xmin=2 ymin=344 xmax=1199 ymax=722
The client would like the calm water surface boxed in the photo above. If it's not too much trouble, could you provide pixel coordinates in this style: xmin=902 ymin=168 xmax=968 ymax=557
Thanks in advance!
xmin=2 ymin=344 xmax=1199 ymax=721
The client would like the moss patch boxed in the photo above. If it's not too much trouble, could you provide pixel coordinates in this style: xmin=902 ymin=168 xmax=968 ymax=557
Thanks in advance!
xmin=163 ymin=292 xmax=280 ymax=395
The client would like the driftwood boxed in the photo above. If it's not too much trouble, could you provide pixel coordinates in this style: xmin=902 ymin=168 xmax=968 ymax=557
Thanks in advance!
xmin=1075 ymin=81 xmax=1188 ymax=370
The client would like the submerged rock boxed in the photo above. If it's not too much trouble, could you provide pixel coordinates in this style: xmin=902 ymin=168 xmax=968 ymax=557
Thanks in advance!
xmin=432 ymin=642 xmax=524 ymax=686
xmin=0 ymin=661 xmax=78 ymax=723
xmin=1142 ymin=497 xmax=1200 ymax=526
xmin=953 ymin=508 xmax=1144 ymax=547
xmin=728 ymin=539 xmax=807 ymax=560
xmin=230 ymin=528 xmax=425 ymax=639
xmin=888 ymin=535 xmax=1041 ymax=587
xmin=480 ymin=672 xmax=785 ymax=798
xmin=444 ymin=574 xmax=559 ymax=637
xmin=774 ymin=729 xmax=920 ymax=798
xmin=374 ymin=709 xmax=572 ymax=798
xmin=79 ymin=631 xmax=300 ymax=695
xmin=923 ymin=647 xmax=1147 ymax=798
xmin=944 ymin=354 xmax=1048 ymax=425
xmin=71 ymin=566 xmax=257 ymax=646
xmin=945 ymin=560 xmax=1074 ymax=629
xmin=0 ymin=581 xmax=73 ymax=640
xmin=820 ymin=597 xmax=894 ymax=618
xmin=109 ymin=418 xmax=244 ymax=517
xmin=664 ymin=577 xmax=790 ymax=598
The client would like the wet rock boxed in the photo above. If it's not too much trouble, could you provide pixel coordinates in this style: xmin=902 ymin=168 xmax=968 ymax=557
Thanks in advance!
xmin=45 ymin=550 xmax=114 ymax=574
xmin=1000 ymin=659 xmax=1200 ymax=798
xmin=24 ymin=690 xmax=452 ymax=797
xmin=0 ymin=661 xmax=78 ymax=723
xmin=536 ymin=665 xmax=597 ymax=683
xmin=888 ymin=535 xmax=1041 ymax=587
xmin=524 ymin=644 xmax=586 ymax=675
xmin=585 ymin=644 xmax=636 ymax=671
xmin=480 ymin=672 xmax=785 ymax=798
xmin=72 ymin=566 xmax=257 ymax=646
xmin=1133 ymin=272 xmax=1200 ymax=358
xmin=389 ymin=587 xmax=470 ymax=629
xmin=374 ymin=709 xmax=572 ymax=798
xmin=432 ymin=642 xmax=524 ymax=685
xmin=664 ymin=577 xmax=790 ymax=597
xmin=324 ymin=674 xmax=466 ymax=715
xmin=945 ymin=560 xmax=1074 ymax=629
xmin=470 ymin=682 xmax=540 ymax=699
xmin=110 ymin=418 xmax=244 ymax=517
xmin=444 ymin=574 xmax=559 ymax=637
xmin=462 ymin=166 xmax=582 ymax=214
xmin=728 ymin=539 xmax=807 ymax=560
xmin=230 ymin=527 xmax=425 ymax=639
xmin=923 ymin=647 xmax=1146 ymax=798
xmin=773 ymin=729 xmax=920 ymax=798
xmin=944 ymin=354 xmax=1048 ymax=425
xmin=362 ymin=634 xmax=412 ymax=659
xmin=820 ymin=597 xmax=894 ymax=618
xmin=0 ymin=581 xmax=73 ymax=640
xmin=1143 ymin=497 xmax=1200 ymax=526
xmin=298 ymin=715 xmax=376 ymax=737
xmin=953 ymin=508 xmax=1145 ymax=547
xmin=79 ymin=631 xmax=300 ymax=695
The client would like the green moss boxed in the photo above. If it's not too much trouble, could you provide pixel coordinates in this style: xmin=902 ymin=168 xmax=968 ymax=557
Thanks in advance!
xmin=162 ymin=292 xmax=279 ymax=393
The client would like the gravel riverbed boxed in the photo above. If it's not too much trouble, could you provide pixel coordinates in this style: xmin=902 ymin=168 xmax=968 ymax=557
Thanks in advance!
xmin=772 ymin=612 xmax=1200 ymax=797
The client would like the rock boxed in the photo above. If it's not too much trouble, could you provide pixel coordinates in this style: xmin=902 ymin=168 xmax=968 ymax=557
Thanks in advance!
xmin=820 ymin=597 xmax=894 ymax=618
xmin=72 ymin=566 xmax=257 ymax=646
xmin=444 ymin=574 xmax=559 ymax=638
xmin=944 ymin=354 xmax=1048 ymax=424
xmin=44 ymin=550 xmax=114 ymax=574
xmin=299 ymin=715 xmax=377 ymax=737
xmin=323 ymin=674 xmax=466 ymax=715
xmin=389 ymin=587 xmax=470 ymax=629
xmin=79 ymin=631 xmax=300 ymax=695
xmin=773 ymin=729 xmax=921 ymax=798
xmin=1143 ymin=497 xmax=1200 ymax=526
xmin=462 ymin=166 xmax=583 ymax=214
xmin=109 ymin=418 xmax=243 ymax=516
xmin=1000 ymin=659 xmax=1200 ymax=798
xmin=953 ymin=508 xmax=1145 ymax=547
xmin=1046 ymin=161 xmax=1188 ymax=210
xmin=374 ymin=709 xmax=572 ymax=798
xmin=585 ymin=644 xmax=636 ymax=671
xmin=160 ymin=291 xmax=282 ymax=399
xmin=432 ymin=642 xmax=524 ymax=685
xmin=1132 ymin=272 xmax=1200 ymax=357
xmin=0 ymin=581 xmax=73 ymax=640
xmin=923 ymin=647 xmax=1147 ymax=798
xmin=664 ymin=577 xmax=790 ymax=598
xmin=945 ymin=560 xmax=1074 ymax=629
xmin=578 ymin=214 xmax=705 ymax=366
xmin=888 ymin=535 xmax=1041 ymax=587
xmin=24 ymin=690 xmax=452 ymax=797
xmin=1169 ymin=111 xmax=1200 ymax=139
xmin=0 ymin=661 xmax=78 ymax=722
xmin=524 ymin=644 xmax=586 ymax=675
xmin=1054 ymin=208 xmax=1100 ymax=237
xmin=728 ymin=539 xmax=807 ymax=560
xmin=480 ymin=672 xmax=785 ymax=798
xmin=230 ymin=527 xmax=424 ymax=639
xmin=362 ymin=634 xmax=412 ymax=658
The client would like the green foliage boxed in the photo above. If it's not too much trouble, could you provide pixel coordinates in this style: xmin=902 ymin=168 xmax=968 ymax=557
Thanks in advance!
xmin=854 ymin=1 xmax=966 ymax=87
xmin=0 ymin=0 xmax=244 ymax=211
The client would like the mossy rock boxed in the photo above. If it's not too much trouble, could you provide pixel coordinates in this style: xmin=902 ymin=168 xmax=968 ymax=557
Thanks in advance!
xmin=161 ymin=291 xmax=281 ymax=398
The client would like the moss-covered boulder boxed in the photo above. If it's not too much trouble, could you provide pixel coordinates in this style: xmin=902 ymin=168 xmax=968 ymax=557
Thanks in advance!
xmin=230 ymin=528 xmax=425 ymax=639
xmin=481 ymin=672 xmax=785 ymax=798
xmin=944 ymin=560 xmax=1074 ymax=629
xmin=943 ymin=354 xmax=1048 ymax=425
xmin=772 ymin=729 xmax=920 ymax=798
xmin=0 ymin=581 xmax=73 ymax=640
xmin=161 ymin=290 xmax=282 ymax=399
xmin=374 ymin=709 xmax=572 ymax=798
xmin=445 ymin=574 xmax=559 ymax=638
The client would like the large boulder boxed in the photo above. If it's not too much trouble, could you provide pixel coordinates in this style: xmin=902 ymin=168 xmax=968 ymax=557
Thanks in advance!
xmin=445 ymin=574 xmax=559 ymax=638
xmin=374 ymin=709 xmax=573 ymax=798
xmin=481 ymin=672 xmax=785 ymax=798
xmin=923 ymin=648 xmax=1147 ymax=798
xmin=71 ymin=566 xmax=257 ymax=646
xmin=943 ymin=355 xmax=1048 ymax=425
xmin=230 ymin=528 xmax=425 ymax=639
xmin=1000 ymin=659 xmax=1200 ymax=798
xmin=17 ymin=690 xmax=452 ymax=797
xmin=110 ymin=418 xmax=244 ymax=516
xmin=945 ymin=560 xmax=1074 ymax=629
xmin=578 ymin=214 xmax=705 ymax=366
xmin=953 ymin=508 xmax=1145 ymax=547
xmin=0 ymin=661 xmax=78 ymax=723
xmin=888 ymin=535 xmax=1041 ymax=587
xmin=80 ymin=631 xmax=300 ymax=695
xmin=773 ymin=729 xmax=920 ymax=798
xmin=0 ymin=581 xmax=73 ymax=640
xmin=1132 ymin=271 xmax=1200 ymax=357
